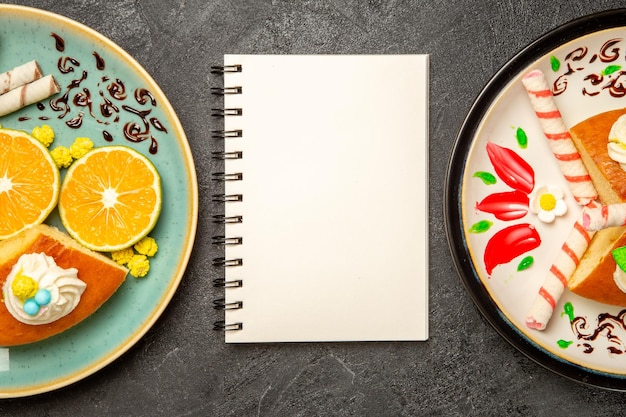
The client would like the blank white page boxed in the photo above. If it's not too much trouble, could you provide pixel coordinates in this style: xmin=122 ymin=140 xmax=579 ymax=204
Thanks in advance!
xmin=220 ymin=54 xmax=428 ymax=342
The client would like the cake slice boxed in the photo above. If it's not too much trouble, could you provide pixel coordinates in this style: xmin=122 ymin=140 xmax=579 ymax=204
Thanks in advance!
xmin=568 ymin=107 xmax=626 ymax=306
xmin=0 ymin=224 xmax=127 ymax=346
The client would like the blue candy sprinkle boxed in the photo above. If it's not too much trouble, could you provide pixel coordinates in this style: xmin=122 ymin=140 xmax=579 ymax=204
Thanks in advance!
xmin=23 ymin=299 xmax=40 ymax=316
xmin=34 ymin=289 xmax=52 ymax=306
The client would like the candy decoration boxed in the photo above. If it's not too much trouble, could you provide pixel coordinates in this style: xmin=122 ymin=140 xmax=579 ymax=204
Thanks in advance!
xmin=34 ymin=289 xmax=52 ymax=306
xmin=23 ymin=289 xmax=52 ymax=317
xmin=525 ymin=206 xmax=596 ymax=330
xmin=486 ymin=142 xmax=535 ymax=195
xmin=23 ymin=299 xmax=40 ymax=316
xmin=521 ymin=69 xmax=597 ymax=205
xmin=475 ymin=190 xmax=529 ymax=221
xmin=581 ymin=203 xmax=626 ymax=231
xmin=11 ymin=273 xmax=38 ymax=300
xmin=484 ymin=223 xmax=541 ymax=276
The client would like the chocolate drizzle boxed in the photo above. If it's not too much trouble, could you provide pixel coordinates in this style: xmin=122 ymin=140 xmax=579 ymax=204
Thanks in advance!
xmin=135 ymin=88 xmax=156 ymax=106
xmin=99 ymin=91 xmax=119 ymax=121
xmin=122 ymin=104 xmax=159 ymax=153
xmin=57 ymin=56 xmax=80 ymax=74
xmin=107 ymin=79 xmax=126 ymax=100
xmin=25 ymin=32 xmax=168 ymax=154
xmin=552 ymin=37 xmax=626 ymax=98
xmin=570 ymin=309 xmax=626 ymax=355
xmin=51 ymin=32 xmax=65 ymax=52
xmin=49 ymin=71 xmax=88 ymax=119
xmin=150 ymin=117 xmax=168 ymax=133
xmin=66 ymin=112 xmax=84 ymax=129
xmin=93 ymin=52 xmax=105 ymax=70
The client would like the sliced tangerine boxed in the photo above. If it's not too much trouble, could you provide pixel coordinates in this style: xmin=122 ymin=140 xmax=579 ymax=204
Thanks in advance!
xmin=0 ymin=128 xmax=60 ymax=240
xmin=59 ymin=146 xmax=162 ymax=252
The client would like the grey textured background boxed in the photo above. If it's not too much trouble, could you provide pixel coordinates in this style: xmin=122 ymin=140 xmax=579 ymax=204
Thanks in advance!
xmin=3 ymin=0 xmax=626 ymax=416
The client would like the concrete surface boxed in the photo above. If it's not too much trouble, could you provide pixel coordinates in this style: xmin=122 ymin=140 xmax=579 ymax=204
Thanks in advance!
xmin=3 ymin=1 xmax=626 ymax=416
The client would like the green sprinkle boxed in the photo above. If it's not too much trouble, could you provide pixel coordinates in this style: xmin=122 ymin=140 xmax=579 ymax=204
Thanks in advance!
xmin=517 ymin=256 xmax=534 ymax=271
xmin=602 ymin=65 xmax=622 ymax=76
xmin=473 ymin=171 xmax=496 ymax=185
xmin=560 ymin=302 xmax=575 ymax=322
xmin=550 ymin=55 xmax=560 ymax=72
xmin=515 ymin=127 xmax=528 ymax=149
xmin=468 ymin=220 xmax=493 ymax=234
xmin=557 ymin=339 xmax=573 ymax=349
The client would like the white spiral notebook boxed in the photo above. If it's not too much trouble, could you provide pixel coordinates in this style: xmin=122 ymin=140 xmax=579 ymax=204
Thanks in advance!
xmin=212 ymin=54 xmax=429 ymax=343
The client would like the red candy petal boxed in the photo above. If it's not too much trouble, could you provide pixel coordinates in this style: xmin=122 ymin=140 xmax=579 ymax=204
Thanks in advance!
xmin=484 ymin=223 xmax=541 ymax=275
xmin=476 ymin=190 xmax=529 ymax=221
xmin=486 ymin=142 xmax=535 ymax=195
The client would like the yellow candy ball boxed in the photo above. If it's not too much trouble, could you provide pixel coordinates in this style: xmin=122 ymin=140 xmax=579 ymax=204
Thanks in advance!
xmin=11 ymin=272 xmax=39 ymax=300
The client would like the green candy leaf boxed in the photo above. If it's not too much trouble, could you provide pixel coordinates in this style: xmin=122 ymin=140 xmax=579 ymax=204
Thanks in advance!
xmin=550 ymin=55 xmax=560 ymax=72
xmin=515 ymin=127 xmax=528 ymax=149
xmin=468 ymin=220 xmax=493 ymax=234
xmin=560 ymin=301 xmax=575 ymax=322
xmin=602 ymin=65 xmax=622 ymax=76
xmin=473 ymin=171 xmax=496 ymax=185
xmin=557 ymin=339 xmax=573 ymax=349
xmin=612 ymin=246 xmax=626 ymax=272
xmin=517 ymin=256 xmax=533 ymax=271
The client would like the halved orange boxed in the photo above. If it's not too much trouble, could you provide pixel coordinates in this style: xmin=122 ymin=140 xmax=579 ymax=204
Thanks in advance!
xmin=0 ymin=128 xmax=60 ymax=240
xmin=59 ymin=146 xmax=162 ymax=252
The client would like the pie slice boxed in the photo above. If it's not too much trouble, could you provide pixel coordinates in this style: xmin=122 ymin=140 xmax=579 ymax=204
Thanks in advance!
xmin=0 ymin=224 xmax=127 ymax=346
xmin=568 ymin=107 xmax=626 ymax=306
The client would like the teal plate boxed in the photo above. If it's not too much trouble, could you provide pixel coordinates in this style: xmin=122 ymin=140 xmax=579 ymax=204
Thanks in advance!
xmin=0 ymin=5 xmax=198 ymax=397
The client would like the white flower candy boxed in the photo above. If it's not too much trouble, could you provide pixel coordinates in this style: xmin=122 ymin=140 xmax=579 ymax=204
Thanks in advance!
xmin=529 ymin=185 xmax=568 ymax=223
xmin=2 ymin=253 xmax=86 ymax=325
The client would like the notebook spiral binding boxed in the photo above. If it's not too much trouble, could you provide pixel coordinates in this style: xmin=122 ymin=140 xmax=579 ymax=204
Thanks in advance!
xmin=211 ymin=63 xmax=244 ymax=332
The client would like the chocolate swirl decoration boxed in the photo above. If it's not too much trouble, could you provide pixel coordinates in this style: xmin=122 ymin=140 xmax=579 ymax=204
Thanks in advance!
xmin=571 ymin=309 xmax=626 ymax=355
xmin=599 ymin=38 xmax=622 ymax=62
xmin=107 ymin=79 xmax=126 ymax=100
xmin=552 ymin=37 xmax=626 ymax=97
xmin=121 ymin=105 xmax=160 ymax=154
xmin=15 ymin=32 xmax=170 ymax=154
xmin=135 ymin=88 xmax=156 ymax=106
xmin=57 ymin=56 xmax=80 ymax=74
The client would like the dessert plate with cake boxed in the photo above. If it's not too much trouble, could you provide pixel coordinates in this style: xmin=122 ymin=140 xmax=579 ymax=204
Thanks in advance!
xmin=446 ymin=9 xmax=626 ymax=390
xmin=0 ymin=6 xmax=197 ymax=397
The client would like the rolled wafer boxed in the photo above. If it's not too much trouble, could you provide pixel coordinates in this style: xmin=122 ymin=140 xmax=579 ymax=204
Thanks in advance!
xmin=522 ymin=69 xmax=601 ymax=330
xmin=582 ymin=203 xmax=626 ymax=231
xmin=522 ymin=69 xmax=598 ymax=205
xmin=0 ymin=74 xmax=60 ymax=117
xmin=526 ymin=207 xmax=596 ymax=330
xmin=0 ymin=60 xmax=43 ymax=95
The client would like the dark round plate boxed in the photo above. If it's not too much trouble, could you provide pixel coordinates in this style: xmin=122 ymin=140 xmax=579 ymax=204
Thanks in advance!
xmin=445 ymin=9 xmax=626 ymax=390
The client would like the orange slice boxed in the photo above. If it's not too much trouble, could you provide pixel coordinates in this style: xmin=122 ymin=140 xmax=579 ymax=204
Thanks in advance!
xmin=58 ymin=146 xmax=162 ymax=252
xmin=0 ymin=128 xmax=60 ymax=240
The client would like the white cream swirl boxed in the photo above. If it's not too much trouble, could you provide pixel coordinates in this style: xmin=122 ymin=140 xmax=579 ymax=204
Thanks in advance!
xmin=615 ymin=264 xmax=626 ymax=294
xmin=608 ymin=114 xmax=626 ymax=171
xmin=2 ymin=253 xmax=86 ymax=325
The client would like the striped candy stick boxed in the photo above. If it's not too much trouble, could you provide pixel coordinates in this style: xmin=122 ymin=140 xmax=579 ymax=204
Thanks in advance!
xmin=521 ymin=69 xmax=600 ymax=330
xmin=525 ymin=206 xmax=596 ymax=330
xmin=582 ymin=203 xmax=626 ymax=231
xmin=521 ymin=69 xmax=598 ymax=206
